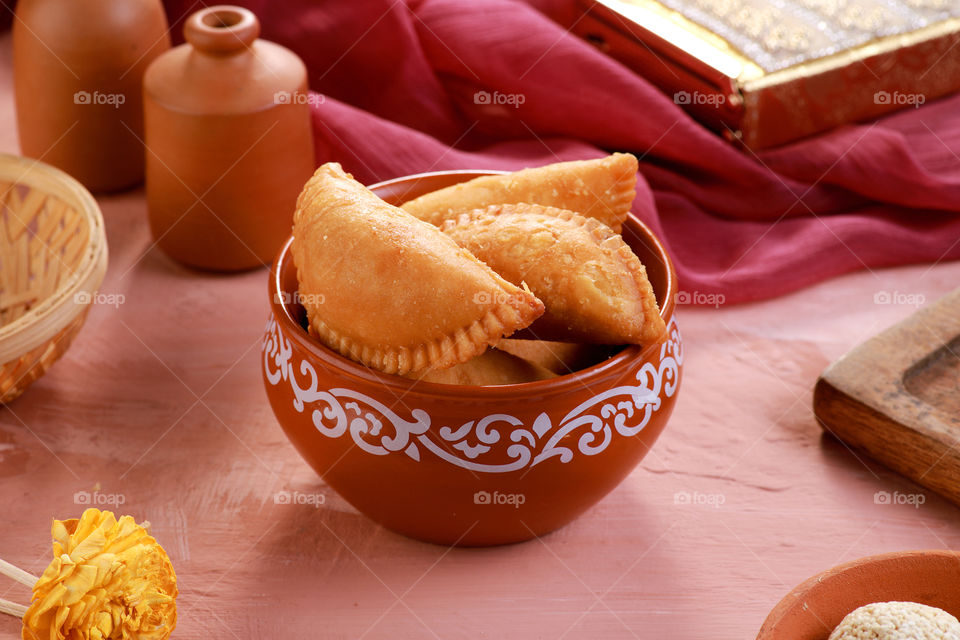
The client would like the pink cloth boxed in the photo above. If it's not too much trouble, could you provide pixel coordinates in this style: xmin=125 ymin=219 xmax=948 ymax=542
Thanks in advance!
xmin=164 ymin=0 xmax=960 ymax=303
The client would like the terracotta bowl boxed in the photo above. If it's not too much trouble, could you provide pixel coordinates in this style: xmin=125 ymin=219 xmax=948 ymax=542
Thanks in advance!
xmin=261 ymin=170 xmax=682 ymax=546
xmin=757 ymin=550 xmax=960 ymax=640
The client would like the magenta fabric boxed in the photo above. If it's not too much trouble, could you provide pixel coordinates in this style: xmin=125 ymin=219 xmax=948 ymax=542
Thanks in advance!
xmin=163 ymin=0 xmax=960 ymax=303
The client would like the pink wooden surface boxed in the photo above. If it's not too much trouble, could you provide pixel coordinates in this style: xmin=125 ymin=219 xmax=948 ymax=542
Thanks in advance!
xmin=1 ymin=33 xmax=959 ymax=639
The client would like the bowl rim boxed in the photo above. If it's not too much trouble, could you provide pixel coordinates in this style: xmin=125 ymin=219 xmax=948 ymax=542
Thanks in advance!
xmin=267 ymin=169 xmax=678 ymax=398
xmin=0 ymin=154 xmax=108 ymax=363
xmin=756 ymin=549 xmax=960 ymax=640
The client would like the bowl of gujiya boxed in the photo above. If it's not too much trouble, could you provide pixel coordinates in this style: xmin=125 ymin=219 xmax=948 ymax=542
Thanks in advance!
xmin=261 ymin=153 xmax=683 ymax=545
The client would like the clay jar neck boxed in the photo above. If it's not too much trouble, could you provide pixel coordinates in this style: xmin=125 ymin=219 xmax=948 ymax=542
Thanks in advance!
xmin=145 ymin=4 xmax=308 ymax=114
xmin=184 ymin=5 xmax=259 ymax=55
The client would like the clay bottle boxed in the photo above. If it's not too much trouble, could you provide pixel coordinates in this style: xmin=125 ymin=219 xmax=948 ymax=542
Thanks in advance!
xmin=13 ymin=0 xmax=170 ymax=192
xmin=143 ymin=5 xmax=315 ymax=272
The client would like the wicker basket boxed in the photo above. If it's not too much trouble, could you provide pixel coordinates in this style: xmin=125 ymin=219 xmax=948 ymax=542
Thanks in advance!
xmin=0 ymin=154 xmax=108 ymax=403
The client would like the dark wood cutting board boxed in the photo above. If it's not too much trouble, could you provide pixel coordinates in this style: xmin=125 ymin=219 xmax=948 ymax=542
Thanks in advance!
xmin=814 ymin=288 xmax=960 ymax=505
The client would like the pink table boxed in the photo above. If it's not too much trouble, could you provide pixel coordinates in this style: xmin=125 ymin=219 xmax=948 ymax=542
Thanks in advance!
xmin=1 ymin=33 xmax=959 ymax=640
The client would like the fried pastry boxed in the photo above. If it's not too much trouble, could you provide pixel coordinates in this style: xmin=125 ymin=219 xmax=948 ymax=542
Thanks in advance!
xmin=400 ymin=153 xmax=638 ymax=232
xmin=292 ymin=164 xmax=545 ymax=375
xmin=441 ymin=203 xmax=665 ymax=344
xmin=496 ymin=339 xmax=621 ymax=375
xmin=404 ymin=348 xmax=556 ymax=385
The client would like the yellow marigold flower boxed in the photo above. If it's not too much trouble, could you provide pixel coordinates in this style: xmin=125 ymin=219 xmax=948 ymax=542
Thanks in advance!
xmin=22 ymin=508 xmax=177 ymax=640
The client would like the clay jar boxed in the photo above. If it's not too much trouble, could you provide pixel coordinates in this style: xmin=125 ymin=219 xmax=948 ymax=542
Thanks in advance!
xmin=13 ymin=0 xmax=170 ymax=192
xmin=143 ymin=5 xmax=315 ymax=271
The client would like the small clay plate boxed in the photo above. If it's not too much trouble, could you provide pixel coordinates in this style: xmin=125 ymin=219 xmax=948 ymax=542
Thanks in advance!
xmin=756 ymin=550 xmax=960 ymax=640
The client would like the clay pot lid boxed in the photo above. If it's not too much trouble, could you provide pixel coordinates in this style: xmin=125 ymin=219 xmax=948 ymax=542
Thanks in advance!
xmin=144 ymin=4 xmax=307 ymax=114
xmin=757 ymin=549 xmax=960 ymax=640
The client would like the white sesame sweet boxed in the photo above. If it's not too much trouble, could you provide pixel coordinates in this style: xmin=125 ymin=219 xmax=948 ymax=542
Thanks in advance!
xmin=829 ymin=602 xmax=960 ymax=640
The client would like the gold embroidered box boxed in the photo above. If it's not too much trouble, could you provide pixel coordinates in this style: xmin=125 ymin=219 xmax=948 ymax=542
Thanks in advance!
xmin=576 ymin=0 xmax=960 ymax=148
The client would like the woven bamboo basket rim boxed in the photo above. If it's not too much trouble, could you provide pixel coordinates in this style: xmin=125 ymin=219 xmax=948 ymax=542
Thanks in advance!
xmin=0 ymin=154 xmax=108 ymax=363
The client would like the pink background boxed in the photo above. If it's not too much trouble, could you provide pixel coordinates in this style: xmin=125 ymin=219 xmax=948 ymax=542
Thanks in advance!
xmin=1 ymin=33 xmax=959 ymax=639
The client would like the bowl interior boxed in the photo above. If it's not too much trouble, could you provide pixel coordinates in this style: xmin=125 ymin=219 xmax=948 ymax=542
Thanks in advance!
xmin=272 ymin=169 xmax=677 ymax=391
xmin=757 ymin=550 xmax=960 ymax=640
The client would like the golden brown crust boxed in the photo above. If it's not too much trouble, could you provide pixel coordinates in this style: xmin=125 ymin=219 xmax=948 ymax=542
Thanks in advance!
xmin=441 ymin=203 xmax=665 ymax=345
xmin=292 ymin=164 xmax=545 ymax=375
xmin=495 ymin=339 xmax=621 ymax=375
xmin=400 ymin=153 xmax=638 ymax=232
xmin=402 ymin=348 xmax=557 ymax=385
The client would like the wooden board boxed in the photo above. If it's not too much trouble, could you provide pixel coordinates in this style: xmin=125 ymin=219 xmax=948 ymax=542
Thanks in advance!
xmin=814 ymin=287 xmax=960 ymax=505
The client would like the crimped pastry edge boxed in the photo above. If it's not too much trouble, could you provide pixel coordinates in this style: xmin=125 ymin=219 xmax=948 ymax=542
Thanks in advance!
xmin=591 ymin=153 xmax=638 ymax=233
xmin=402 ymin=153 xmax=639 ymax=233
xmin=292 ymin=166 xmax=545 ymax=376
xmin=304 ymin=285 xmax=541 ymax=375
xmin=441 ymin=203 xmax=666 ymax=344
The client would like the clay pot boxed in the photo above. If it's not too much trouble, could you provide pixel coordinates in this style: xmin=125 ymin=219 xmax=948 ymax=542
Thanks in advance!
xmin=757 ymin=550 xmax=960 ymax=640
xmin=13 ymin=0 xmax=170 ymax=192
xmin=143 ymin=5 xmax=315 ymax=272
xmin=261 ymin=171 xmax=683 ymax=546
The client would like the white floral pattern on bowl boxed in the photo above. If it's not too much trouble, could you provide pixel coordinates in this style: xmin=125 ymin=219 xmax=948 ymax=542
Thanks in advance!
xmin=263 ymin=316 xmax=682 ymax=474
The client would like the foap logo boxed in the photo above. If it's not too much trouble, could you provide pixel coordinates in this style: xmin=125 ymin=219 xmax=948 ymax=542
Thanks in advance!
xmin=874 ymin=490 xmax=926 ymax=509
xmin=473 ymin=90 xmax=526 ymax=108
xmin=274 ymin=490 xmax=326 ymax=508
xmin=674 ymin=491 xmax=725 ymax=508
xmin=273 ymin=90 xmax=325 ymax=106
xmin=473 ymin=490 xmax=525 ymax=509
xmin=74 ymin=291 xmax=125 ymax=308
xmin=874 ymin=91 xmax=925 ymax=108
xmin=673 ymin=90 xmax=726 ymax=107
xmin=873 ymin=290 xmax=925 ymax=308
xmin=274 ymin=291 xmax=326 ymax=306
xmin=73 ymin=90 xmax=126 ymax=108
xmin=472 ymin=291 xmax=529 ymax=305
xmin=74 ymin=490 xmax=126 ymax=506
xmin=675 ymin=291 xmax=725 ymax=308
